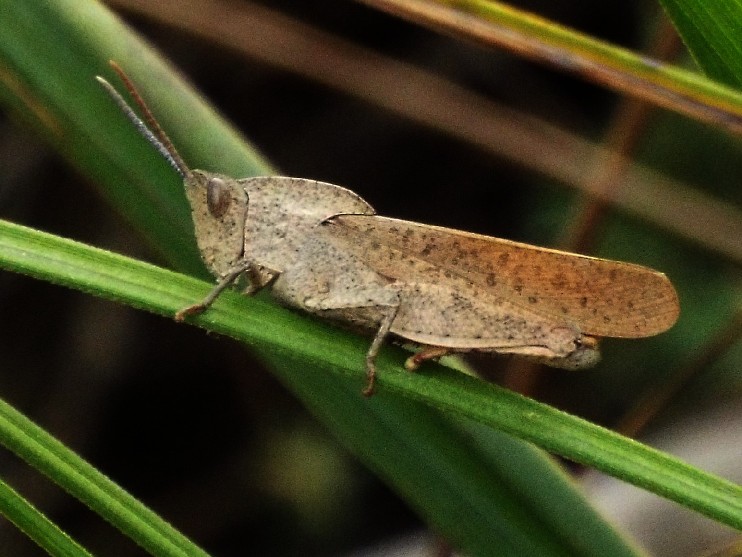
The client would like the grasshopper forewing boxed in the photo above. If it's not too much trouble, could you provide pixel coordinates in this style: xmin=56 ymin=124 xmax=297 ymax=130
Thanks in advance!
xmin=271 ymin=214 xmax=679 ymax=394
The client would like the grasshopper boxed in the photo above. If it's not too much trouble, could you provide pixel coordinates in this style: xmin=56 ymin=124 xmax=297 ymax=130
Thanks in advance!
xmin=98 ymin=62 xmax=679 ymax=395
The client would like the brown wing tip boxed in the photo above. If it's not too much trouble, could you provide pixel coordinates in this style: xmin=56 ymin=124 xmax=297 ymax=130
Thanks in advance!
xmin=628 ymin=270 xmax=680 ymax=338
xmin=583 ymin=266 xmax=680 ymax=339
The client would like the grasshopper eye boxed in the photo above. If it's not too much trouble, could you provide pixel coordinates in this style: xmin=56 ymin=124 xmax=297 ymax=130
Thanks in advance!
xmin=206 ymin=177 xmax=231 ymax=218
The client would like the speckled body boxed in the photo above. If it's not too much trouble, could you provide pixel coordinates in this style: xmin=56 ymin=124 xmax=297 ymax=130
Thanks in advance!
xmin=184 ymin=174 xmax=679 ymax=391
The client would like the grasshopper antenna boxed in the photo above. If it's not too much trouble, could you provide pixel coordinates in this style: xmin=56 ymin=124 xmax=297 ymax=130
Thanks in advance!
xmin=96 ymin=61 xmax=189 ymax=179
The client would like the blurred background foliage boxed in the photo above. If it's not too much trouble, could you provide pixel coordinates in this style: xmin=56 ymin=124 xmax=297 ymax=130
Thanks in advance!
xmin=0 ymin=0 xmax=740 ymax=555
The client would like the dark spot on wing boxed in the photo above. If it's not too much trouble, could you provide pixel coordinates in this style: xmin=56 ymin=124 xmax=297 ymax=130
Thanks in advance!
xmin=421 ymin=243 xmax=434 ymax=256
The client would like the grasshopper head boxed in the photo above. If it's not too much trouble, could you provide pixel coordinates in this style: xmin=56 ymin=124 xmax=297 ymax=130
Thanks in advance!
xmin=184 ymin=170 xmax=249 ymax=278
xmin=96 ymin=67 xmax=250 ymax=280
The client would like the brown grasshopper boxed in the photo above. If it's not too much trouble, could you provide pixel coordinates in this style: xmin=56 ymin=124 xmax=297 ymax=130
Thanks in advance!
xmin=98 ymin=62 xmax=679 ymax=395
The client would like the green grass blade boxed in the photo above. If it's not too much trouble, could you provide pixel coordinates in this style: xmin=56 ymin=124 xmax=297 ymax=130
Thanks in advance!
xmin=0 ymin=218 xmax=739 ymax=536
xmin=0 ymin=391 xmax=209 ymax=556
xmin=0 ymin=477 xmax=93 ymax=557
xmin=659 ymin=0 xmax=742 ymax=88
